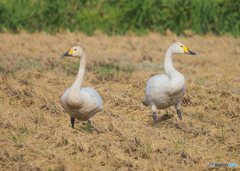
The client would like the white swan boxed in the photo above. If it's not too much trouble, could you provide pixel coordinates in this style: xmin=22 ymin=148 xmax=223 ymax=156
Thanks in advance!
xmin=142 ymin=42 xmax=196 ymax=127
xmin=60 ymin=46 xmax=103 ymax=129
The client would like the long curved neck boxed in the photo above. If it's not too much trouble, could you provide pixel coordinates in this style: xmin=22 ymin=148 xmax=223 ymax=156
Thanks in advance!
xmin=164 ymin=47 xmax=176 ymax=80
xmin=66 ymin=53 xmax=86 ymax=106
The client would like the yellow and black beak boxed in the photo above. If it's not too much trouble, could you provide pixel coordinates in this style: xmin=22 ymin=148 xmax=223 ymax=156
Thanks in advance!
xmin=182 ymin=46 xmax=196 ymax=55
xmin=60 ymin=49 xmax=74 ymax=57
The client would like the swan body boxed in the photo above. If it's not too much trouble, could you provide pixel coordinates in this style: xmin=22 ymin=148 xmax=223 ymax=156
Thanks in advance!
xmin=143 ymin=42 xmax=196 ymax=126
xmin=61 ymin=87 xmax=103 ymax=121
xmin=60 ymin=46 xmax=103 ymax=129
xmin=143 ymin=73 xmax=185 ymax=109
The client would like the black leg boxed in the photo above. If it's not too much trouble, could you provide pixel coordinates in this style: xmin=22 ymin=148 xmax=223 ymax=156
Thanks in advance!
xmin=86 ymin=120 xmax=91 ymax=132
xmin=177 ymin=110 xmax=182 ymax=120
xmin=87 ymin=120 xmax=91 ymax=126
xmin=71 ymin=117 xmax=75 ymax=128
xmin=153 ymin=112 xmax=158 ymax=128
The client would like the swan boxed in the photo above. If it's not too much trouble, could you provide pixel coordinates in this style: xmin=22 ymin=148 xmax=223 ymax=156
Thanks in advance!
xmin=60 ymin=46 xmax=103 ymax=129
xmin=142 ymin=42 xmax=196 ymax=127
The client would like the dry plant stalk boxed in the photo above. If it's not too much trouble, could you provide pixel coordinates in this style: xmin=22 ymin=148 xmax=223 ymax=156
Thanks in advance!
xmin=0 ymin=31 xmax=239 ymax=170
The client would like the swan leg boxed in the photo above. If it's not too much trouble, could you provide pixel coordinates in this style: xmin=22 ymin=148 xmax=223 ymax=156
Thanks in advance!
xmin=71 ymin=117 xmax=75 ymax=128
xmin=153 ymin=112 xmax=158 ymax=128
xmin=87 ymin=120 xmax=91 ymax=126
xmin=151 ymin=105 xmax=158 ymax=128
xmin=85 ymin=120 xmax=91 ymax=132
xmin=177 ymin=110 xmax=182 ymax=120
xmin=86 ymin=117 xmax=93 ymax=132
xmin=175 ymin=103 xmax=182 ymax=120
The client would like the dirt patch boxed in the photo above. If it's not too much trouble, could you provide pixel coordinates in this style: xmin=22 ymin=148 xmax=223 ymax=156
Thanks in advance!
xmin=0 ymin=31 xmax=239 ymax=170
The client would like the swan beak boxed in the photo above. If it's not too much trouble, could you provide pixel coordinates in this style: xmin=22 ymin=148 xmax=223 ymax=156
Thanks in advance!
xmin=183 ymin=46 xmax=196 ymax=55
xmin=188 ymin=50 xmax=196 ymax=55
xmin=60 ymin=49 xmax=74 ymax=57
xmin=60 ymin=51 xmax=71 ymax=57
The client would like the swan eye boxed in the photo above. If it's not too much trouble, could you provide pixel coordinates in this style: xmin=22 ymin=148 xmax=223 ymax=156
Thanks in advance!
xmin=181 ymin=46 xmax=182 ymax=47
xmin=75 ymin=49 xmax=77 ymax=51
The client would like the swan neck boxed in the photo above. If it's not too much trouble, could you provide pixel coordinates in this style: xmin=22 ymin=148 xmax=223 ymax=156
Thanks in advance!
xmin=66 ymin=53 xmax=86 ymax=106
xmin=164 ymin=48 xmax=176 ymax=80
xmin=74 ymin=53 xmax=86 ymax=88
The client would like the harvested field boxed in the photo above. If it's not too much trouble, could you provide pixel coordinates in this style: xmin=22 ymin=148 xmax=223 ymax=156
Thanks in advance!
xmin=0 ymin=31 xmax=240 ymax=170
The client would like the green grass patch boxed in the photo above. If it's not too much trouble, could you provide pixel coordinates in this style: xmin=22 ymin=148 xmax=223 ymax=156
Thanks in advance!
xmin=94 ymin=63 xmax=135 ymax=79
xmin=0 ymin=0 xmax=239 ymax=37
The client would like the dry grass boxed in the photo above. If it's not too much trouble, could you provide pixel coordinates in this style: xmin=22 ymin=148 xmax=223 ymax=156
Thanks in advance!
xmin=0 ymin=31 xmax=240 ymax=171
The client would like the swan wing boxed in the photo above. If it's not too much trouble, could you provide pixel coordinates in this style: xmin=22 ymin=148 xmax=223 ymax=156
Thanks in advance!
xmin=81 ymin=87 xmax=103 ymax=111
xmin=144 ymin=74 xmax=170 ymax=107
xmin=145 ymin=74 xmax=169 ymax=95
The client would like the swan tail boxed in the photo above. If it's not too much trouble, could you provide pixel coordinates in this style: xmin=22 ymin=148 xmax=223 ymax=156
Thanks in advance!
xmin=142 ymin=98 xmax=149 ymax=107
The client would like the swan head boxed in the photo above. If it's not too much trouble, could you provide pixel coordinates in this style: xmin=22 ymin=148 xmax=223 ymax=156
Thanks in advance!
xmin=60 ymin=46 xmax=84 ymax=58
xmin=171 ymin=42 xmax=196 ymax=55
